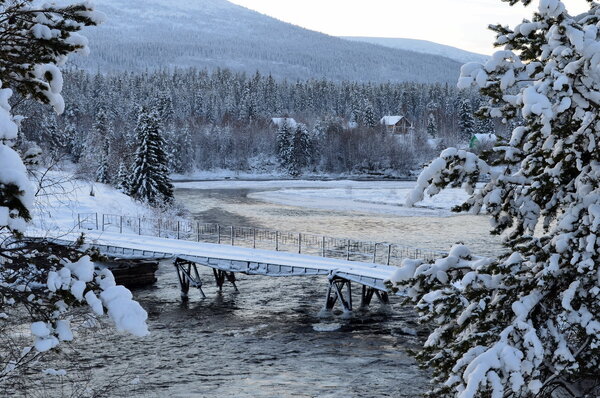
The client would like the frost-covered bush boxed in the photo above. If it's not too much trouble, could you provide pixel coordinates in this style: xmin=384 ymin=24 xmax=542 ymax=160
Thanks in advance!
xmin=0 ymin=0 xmax=148 ymax=385
xmin=391 ymin=1 xmax=600 ymax=397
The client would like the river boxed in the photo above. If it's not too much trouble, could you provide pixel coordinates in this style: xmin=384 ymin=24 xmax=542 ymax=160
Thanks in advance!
xmin=67 ymin=180 xmax=503 ymax=397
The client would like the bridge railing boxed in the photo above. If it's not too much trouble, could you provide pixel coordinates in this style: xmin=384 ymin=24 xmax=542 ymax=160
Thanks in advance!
xmin=76 ymin=212 xmax=445 ymax=266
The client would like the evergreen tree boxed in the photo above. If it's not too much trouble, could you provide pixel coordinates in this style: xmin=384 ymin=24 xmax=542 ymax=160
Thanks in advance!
xmin=363 ymin=102 xmax=377 ymax=128
xmin=399 ymin=1 xmax=600 ymax=397
xmin=348 ymin=111 xmax=358 ymax=129
xmin=41 ymin=114 xmax=63 ymax=154
xmin=83 ymin=106 xmax=112 ymax=167
xmin=154 ymin=91 xmax=174 ymax=124
xmin=163 ymin=129 xmax=180 ymax=173
xmin=116 ymin=161 xmax=130 ymax=193
xmin=458 ymin=98 xmax=475 ymax=141
xmin=162 ymin=127 xmax=195 ymax=174
xmin=287 ymin=123 xmax=313 ymax=176
xmin=276 ymin=120 xmax=293 ymax=169
xmin=426 ymin=113 xmax=438 ymax=139
xmin=96 ymin=137 xmax=110 ymax=184
xmin=474 ymin=114 xmax=496 ymax=136
xmin=351 ymin=108 xmax=362 ymax=127
xmin=129 ymin=107 xmax=174 ymax=206
xmin=178 ymin=127 xmax=194 ymax=173
xmin=62 ymin=119 xmax=78 ymax=160
xmin=0 ymin=1 xmax=102 ymax=232
xmin=426 ymin=99 xmax=439 ymax=114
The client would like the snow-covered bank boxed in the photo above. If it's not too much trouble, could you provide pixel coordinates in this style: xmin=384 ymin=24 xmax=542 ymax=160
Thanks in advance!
xmin=174 ymin=179 xmax=472 ymax=217
xmin=248 ymin=187 xmax=470 ymax=217
xmin=32 ymin=172 xmax=152 ymax=234
xmin=174 ymin=179 xmax=415 ymax=190
xmin=171 ymin=169 xmax=413 ymax=183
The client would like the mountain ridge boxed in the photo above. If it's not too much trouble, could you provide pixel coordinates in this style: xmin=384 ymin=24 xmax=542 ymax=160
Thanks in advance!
xmin=342 ymin=36 xmax=489 ymax=65
xmin=72 ymin=0 xmax=463 ymax=84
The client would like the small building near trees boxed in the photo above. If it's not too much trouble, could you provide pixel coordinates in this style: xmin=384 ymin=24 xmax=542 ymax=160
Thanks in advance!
xmin=469 ymin=133 xmax=497 ymax=149
xmin=380 ymin=115 xmax=412 ymax=134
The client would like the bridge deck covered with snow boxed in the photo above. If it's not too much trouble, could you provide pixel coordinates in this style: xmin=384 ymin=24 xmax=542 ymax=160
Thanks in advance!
xmin=37 ymin=213 xmax=443 ymax=313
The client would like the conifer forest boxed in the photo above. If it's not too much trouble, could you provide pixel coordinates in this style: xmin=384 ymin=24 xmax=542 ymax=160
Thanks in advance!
xmin=17 ymin=69 xmax=492 ymax=183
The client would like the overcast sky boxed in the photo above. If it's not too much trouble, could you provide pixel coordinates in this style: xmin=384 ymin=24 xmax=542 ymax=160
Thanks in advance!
xmin=228 ymin=0 xmax=589 ymax=54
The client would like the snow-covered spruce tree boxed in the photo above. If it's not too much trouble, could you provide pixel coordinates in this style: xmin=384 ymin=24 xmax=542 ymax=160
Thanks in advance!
xmin=62 ymin=119 xmax=78 ymax=160
xmin=79 ymin=105 xmax=112 ymax=179
xmin=0 ymin=0 xmax=148 ymax=385
xmin=427 ymin=113 xmax=438 ymax=139
xmin=389 ymin=1 xmax=600 ymax=397
xmin=363 ymin=102 xmax=378 ymax=128
xmin=129 ymin=107 xmax=174 ymax=206
xmin=40 ymin=114 xmax=62 ymax=155
xmin=172 ymin=127 xmax=195 ymax=174
xmin=154 ymin=91 xmax=174 ymax=125
xmin=115 ymin=161 xmax=130 ymax=194
xmin=164 ymin=127 xmax=194 ymax=174
xmin=458 ymin=98 xmax=475 ymax=142
xmin=95 ymin=137 xmax=110 ymax=184
xmin=89 ymin=106 xmax=111 ymax=154
xmin=276 ymin=120 xmax=293 ymax=171
xmin=287 ymin=123 xmax=313 ymax=176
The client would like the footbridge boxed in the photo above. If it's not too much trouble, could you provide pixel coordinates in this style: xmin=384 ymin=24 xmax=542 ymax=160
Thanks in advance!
xmin=43 ymin=213 xmax=446 ymax=314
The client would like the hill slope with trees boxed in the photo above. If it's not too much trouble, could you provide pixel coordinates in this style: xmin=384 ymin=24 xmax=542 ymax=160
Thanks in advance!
xmin=71 ymin=0 xmax=463 ymax=83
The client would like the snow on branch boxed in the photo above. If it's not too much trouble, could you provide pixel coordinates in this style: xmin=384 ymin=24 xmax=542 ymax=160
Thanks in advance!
xmin=396 ymin=1 xmax=600 ymax=396
xmin=406 ymin=148 xmax=490 ymax=212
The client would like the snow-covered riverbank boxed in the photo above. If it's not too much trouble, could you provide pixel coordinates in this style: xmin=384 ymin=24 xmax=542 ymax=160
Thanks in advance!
xmin=172 ymin=169 xmax=413 ymax=182
xmin=31 ymin=172 xmax=152 ymax=234
xmin=174 ymin=179 xmax=471 ymax=217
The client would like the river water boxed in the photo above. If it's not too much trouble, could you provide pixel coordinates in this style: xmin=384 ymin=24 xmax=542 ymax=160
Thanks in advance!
xmin=69 ymin=181 xmax=503 ymax=397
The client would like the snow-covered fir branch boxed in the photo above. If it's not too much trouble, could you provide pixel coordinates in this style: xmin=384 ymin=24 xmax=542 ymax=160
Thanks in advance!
xmin=391 ymin=0 xmax=600 ymax=397
xmin=0 ymin=0 xmax=149 ymax=387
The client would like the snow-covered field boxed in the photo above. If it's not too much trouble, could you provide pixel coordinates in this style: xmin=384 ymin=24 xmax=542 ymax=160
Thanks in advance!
xmin=175 ymin=179 xmax=472 ymax=217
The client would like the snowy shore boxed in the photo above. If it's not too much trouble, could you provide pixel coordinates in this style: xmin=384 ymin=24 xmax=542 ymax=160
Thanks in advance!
xmin=174 ymin=179 xmax=473 ymax=217
xmin=171 ymin=169 xmax=414 ymax=182
xmin=31 ymin=172 xmax=153 ymax=234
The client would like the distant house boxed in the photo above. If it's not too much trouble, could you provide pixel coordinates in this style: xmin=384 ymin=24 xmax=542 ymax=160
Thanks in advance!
xmin=271 ymin=117 xmax=298 ymax=129
xmin=380 ymin=116 xmax=412 ymax=134
xmin=469 ymin=133 xmax=497 ymax=149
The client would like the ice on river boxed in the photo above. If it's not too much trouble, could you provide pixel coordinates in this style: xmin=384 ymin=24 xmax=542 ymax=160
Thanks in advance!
xmin=175 ymin=180 xmax=472 ymax=217
xmin=312 ymin=322 xmax=342 ymax=332
xmin=248 ymin=185 xmax=470 ymax=216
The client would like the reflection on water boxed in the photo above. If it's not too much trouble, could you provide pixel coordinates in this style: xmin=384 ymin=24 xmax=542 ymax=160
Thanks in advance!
xmin=63 ymin=182 xmax=502 ymax=398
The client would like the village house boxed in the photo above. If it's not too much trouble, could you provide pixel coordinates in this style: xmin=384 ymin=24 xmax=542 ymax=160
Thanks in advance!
xmin=380 ymin=115 xmax=412 ymax=134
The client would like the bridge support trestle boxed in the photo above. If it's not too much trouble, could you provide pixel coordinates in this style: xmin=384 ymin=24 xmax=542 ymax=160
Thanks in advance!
xmin=323 ymin=277 xmax=353 ymax=314
xmin=360 ymin=285 xmax=390 ymax=309
xmin=174 ymin=259 xmax=206 ymax=301
xmin=213 ymin=269 xmax=239 ymax=292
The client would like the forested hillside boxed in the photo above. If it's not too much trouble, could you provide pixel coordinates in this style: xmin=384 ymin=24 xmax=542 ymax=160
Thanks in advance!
xmin=71 ymin=0 xmax=463 ymax=83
